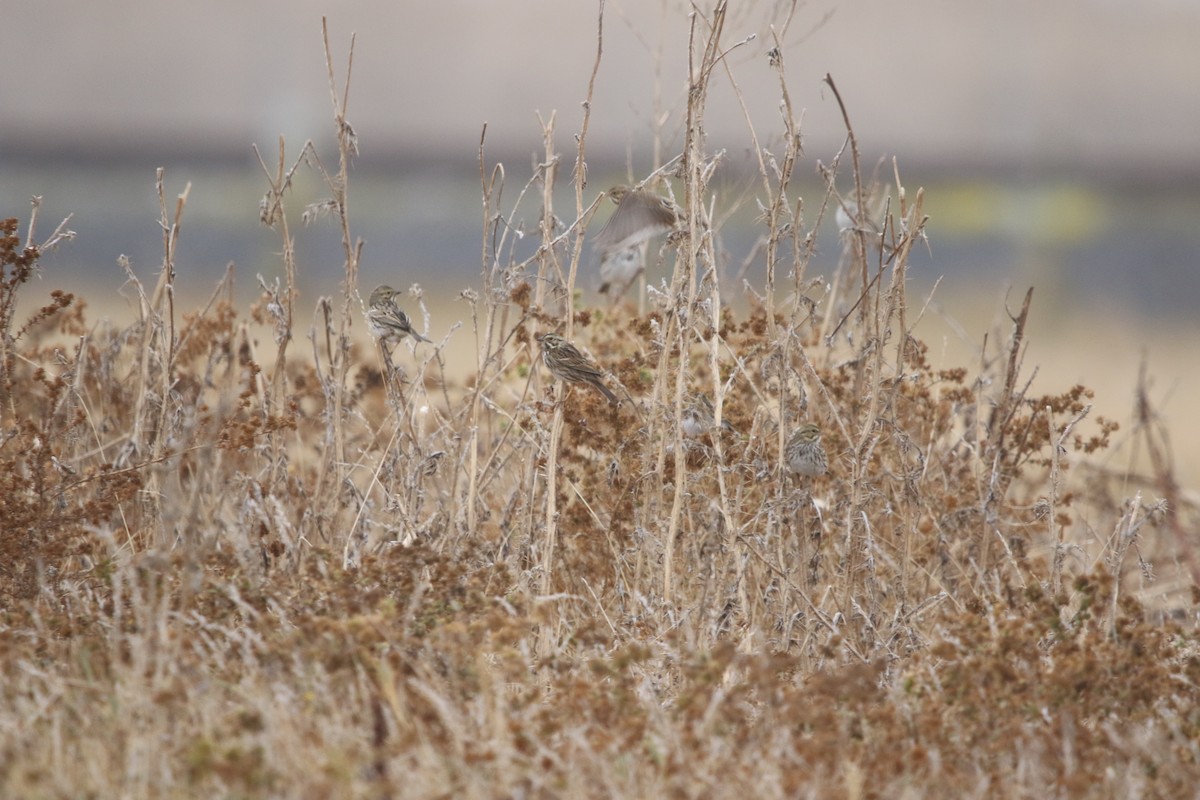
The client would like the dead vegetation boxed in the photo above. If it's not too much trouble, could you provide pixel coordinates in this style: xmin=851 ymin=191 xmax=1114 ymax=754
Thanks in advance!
xmin=2 ymin=5 xmax=1198 ymax=798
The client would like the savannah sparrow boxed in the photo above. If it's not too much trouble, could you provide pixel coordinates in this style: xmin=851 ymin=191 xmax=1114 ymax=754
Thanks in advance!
xmin=835 ymin=199 xmax=881 ymax=237
xmin=681 ymin=392 xmax=733 ymax=438
xmin=536 ymin=332 xmax=618 ymax=405
xmin=785 ymin=423 xmax=828 ymax=477
xmin=366 ymin=284 xmax=429 ymax=351
xmin=591 ymin=185 xmax=680 ymax=255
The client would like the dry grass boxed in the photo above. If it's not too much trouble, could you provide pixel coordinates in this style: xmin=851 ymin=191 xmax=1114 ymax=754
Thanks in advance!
xmin=3 ymin=6 xmax=1199 ymax=798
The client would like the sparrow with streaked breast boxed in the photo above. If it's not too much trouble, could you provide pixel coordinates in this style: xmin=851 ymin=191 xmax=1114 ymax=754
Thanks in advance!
xmin=366 ymin=284 xmax=430 ymax=353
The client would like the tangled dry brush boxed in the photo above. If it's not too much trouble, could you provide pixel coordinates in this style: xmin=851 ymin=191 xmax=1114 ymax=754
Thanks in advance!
xmin=3 ymin=6 xmax=1199 ymax=798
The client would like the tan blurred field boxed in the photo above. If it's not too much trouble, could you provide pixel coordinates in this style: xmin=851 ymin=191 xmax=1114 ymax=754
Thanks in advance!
xmin=917 ymin=290 xmax=1200 ymax=488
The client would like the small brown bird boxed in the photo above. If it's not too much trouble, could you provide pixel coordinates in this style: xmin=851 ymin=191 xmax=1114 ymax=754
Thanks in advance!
xmin=366 ymin=284 xmax=429 ymax=352
xmin=835 ymin=199 xmax=879 ymax=236
xmin=785 ymin=423 xmax=828 ymax=477
xmin=536 ymin=332 xmax=618 ymax=405
xmin=681 ymin=393 xmax=733 ymax=438
xmin=591 ymin=185 xmax=679 ymax=255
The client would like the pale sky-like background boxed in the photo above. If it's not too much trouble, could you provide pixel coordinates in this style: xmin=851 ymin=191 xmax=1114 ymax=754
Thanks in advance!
xmin=4 ymin=0 xmax=1200 ymax=170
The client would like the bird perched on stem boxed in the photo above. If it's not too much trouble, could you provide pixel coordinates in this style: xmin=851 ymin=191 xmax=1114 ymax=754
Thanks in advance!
xmin=785 ymin=423 xmax=828 ymax=477
xmin=835 ymin=199 xmax=881 ymax=237
xmin=536 ymin=332 xmax=618 ymax=405
xmin=681 ymin=393 xmax=734 ymax=439
xmin=366 ymin=284 xmax=429 ymax=354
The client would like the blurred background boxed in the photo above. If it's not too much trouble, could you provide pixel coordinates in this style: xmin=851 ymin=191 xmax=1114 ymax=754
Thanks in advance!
xmin=2 ymin=0 xmax=1198 ymax=481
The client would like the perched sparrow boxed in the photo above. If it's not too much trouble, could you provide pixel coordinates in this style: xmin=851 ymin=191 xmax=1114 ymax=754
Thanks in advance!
xmin=591 ymin=185 xmax=679 ymax=255
xmin=681 ymin=393 xmax=733 ymax=438
xmin=366 ymin=284 xmax=429 ymax=350
xmin=597 ymin=243 xmax=644 ymax=295
xmin=785 ymin=423 xmax=828 ymax=477
xmin=536 ymin=332 xmax=618 ymax=405
xmin=835 ymin=199 xmax=882 ymax=237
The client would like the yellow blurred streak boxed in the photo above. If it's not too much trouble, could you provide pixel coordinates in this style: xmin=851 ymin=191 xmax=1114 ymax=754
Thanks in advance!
xmin=927 ymin=183 xmax=1109 ymax=244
